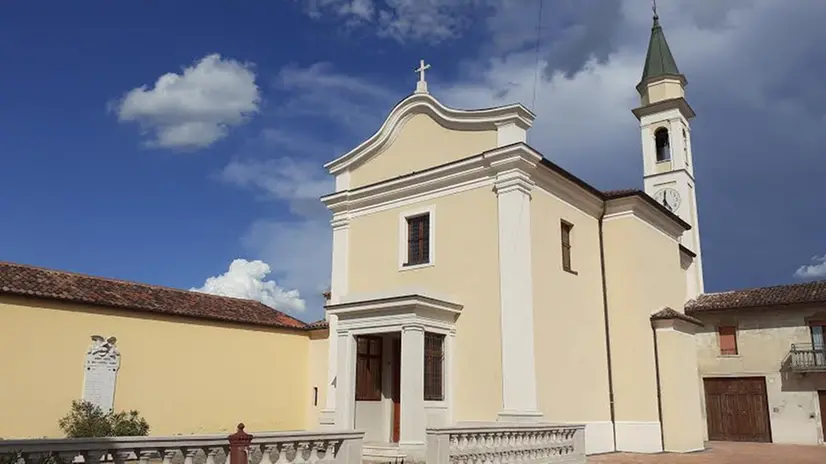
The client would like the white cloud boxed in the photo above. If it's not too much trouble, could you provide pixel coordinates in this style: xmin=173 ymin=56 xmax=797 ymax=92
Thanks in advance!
xmin=242 ymin=219 xmax=333 ymax=305
xmin=794 ymin=255 xmax=826 ymax=280
xmin=191 ymin=259 xmax=306 ymax=313
xmin=296 ymin=0 xmax=483 ymax=43
xmin=113 ymin=54 xmax=260 ymax=149
xmin=220 ymin=156 xmax=333 ymax=217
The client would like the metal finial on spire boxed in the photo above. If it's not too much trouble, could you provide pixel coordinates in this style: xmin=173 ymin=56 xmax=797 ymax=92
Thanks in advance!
xmin=652 ymin=0 xmax=659 ymax=20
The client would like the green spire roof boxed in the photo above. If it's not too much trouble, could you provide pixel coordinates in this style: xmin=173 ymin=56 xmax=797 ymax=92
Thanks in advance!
xmin=640 ymin=13 xmax=682 ymax=84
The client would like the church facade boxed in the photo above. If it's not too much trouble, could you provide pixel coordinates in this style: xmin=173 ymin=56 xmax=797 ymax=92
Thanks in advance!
xmin=317 ymin=13 xmax=706 ymax=457
xmin=3 ymin=10 xmax=824 ymax=457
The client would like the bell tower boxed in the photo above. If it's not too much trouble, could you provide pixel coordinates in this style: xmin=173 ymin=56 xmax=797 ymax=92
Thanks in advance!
xmin=632 ymin=8 xmax=704 ymax=299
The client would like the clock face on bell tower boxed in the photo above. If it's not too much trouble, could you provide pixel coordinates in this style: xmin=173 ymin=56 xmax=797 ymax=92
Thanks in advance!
xmin=653 ymin=187 xmax=681 ymax=213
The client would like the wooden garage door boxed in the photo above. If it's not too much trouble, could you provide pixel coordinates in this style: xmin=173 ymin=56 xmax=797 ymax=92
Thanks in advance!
xmin=704 ymin=377 xmax=772 ymax=442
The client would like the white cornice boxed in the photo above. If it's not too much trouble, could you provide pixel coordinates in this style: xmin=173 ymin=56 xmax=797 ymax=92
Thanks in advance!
xmin=326 ymin=292 xmax=463 ymax=329
xmin=323 ymin=92 xmax=535 ymax=175
xmin=321 ymin=143 xmax=542 ymax=217
xmin=603 ymin=196 xmax=688 ymax=240
xmin=532 ymin=166 xmax=604 ymax=219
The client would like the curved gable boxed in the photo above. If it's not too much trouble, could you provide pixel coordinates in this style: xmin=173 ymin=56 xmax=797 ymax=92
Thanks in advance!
xmin=325 ymin=92 xmax=534 ymax=190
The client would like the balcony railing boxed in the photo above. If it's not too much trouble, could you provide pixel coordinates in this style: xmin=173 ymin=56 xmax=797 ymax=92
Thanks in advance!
xmin=0 ymin=424 xmax=364 ymax=464
xmin=789 ymin=343 xmax=826 ymax=372
xmin=426 ymin=422 xmax=586 ymax=464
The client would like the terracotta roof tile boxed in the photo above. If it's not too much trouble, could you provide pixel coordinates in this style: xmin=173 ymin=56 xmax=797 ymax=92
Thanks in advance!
xmin=602 ymin=189 xmax=643 ymax=198
xmin=650 ymin=306 xmax=703 ymax=326
xmin=307 ymin=319 xmax=329 ymax=329
xmin=0 ymin=261 xmax=310 ymax=330
xmin=685 ymin=279 xmax=826 ymax=313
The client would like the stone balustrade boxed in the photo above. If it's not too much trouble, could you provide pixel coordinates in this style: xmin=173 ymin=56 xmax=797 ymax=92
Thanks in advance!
xmin=0 ymin=426 xmax=364 ymax=464
xmin=426 ymin=422 xmax=585 ymax=464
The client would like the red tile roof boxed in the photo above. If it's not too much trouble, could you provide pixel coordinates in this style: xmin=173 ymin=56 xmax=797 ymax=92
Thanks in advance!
xmin=686 ymin=279 xmax=826 ymax=313
xmin=307 ymin=319 xmax=329 ymax=329
xmin=0 ymin=261 xmax=310 ymax=330
xmin=601 ymin=188 xmax=691 ymax=230
xmin=650 ymin=306 xmax=703 ymax=326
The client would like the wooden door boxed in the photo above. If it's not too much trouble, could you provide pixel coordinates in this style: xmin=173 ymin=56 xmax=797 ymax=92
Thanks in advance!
xmin=392 ymin=338 xmax=401 ymax=443
xmin=704 ymin=377 xmax=772 ymax=442
xmin=817 ymin=390 xmax=826 ymax=436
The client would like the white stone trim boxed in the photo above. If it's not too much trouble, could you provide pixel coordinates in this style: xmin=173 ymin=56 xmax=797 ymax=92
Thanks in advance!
xmin=400 ymin=324 xmax=426 ymax=447
xmin=530 ymin=161 xmax=604 ymax=219
xmin=324 ymin=92 xmax=535 ymax=174
xmin=494 ymin=169 xmax=542 ymax=422
xmin=328 ymin=292 xmax=460 ymax=454
xmin=614 ymin=421 xmax=663 ymax=453
xmin=555 ymin=421 xmax=615 ymax=455
xmin=334 ymin=171 xmax=351 ymax=192
xmin=603 ymin=195 xmax=688 ymax=240
xmin=652 ymin=318 xmax=701 ymax=334
xmin=322 ymin=143 xmax=536 ymax=215
xmin=496 ymin=121 xmax=527 ymax=146
xmin=398 ymin=205 xmax=436 ymax=271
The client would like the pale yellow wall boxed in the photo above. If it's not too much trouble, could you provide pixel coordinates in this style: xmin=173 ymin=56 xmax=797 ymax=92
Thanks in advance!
xmin=306 ymin=330 xmax=329 ymax=428
xmin=695 ymin=308 xmax=824 ymax=374
xmin=603 ymin=216 xmax=685 ymax=423
xmin=348 ymin=113 xmax=497 ymax=189
xmin=347 ymin=186 xmax=502 ymax=422
xmin=530 ymin=189 xmax=611 ymax=423
xmin=0 ymin=296 xmax=313 ymax=439
xmin=655 ymin=324 xmax=705 ymax=452
xmin=641 ymin=78 xmax=685 ymax=106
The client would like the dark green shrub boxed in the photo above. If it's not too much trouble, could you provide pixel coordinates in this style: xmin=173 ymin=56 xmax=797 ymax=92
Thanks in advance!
xmin=57 ymin=400 xmax=149 ymax=438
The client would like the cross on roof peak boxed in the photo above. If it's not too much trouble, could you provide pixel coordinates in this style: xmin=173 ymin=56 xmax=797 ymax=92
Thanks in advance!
xmin=414 ymin=59 xmax=431 ymax=94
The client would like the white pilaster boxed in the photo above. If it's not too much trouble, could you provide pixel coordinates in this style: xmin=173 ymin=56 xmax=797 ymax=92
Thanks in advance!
xmin=400 ymin=324 xmax=426 ymax=447
xmin=330 ymin=215 xmax=350 ymax=304
xmin=496 ymin=121 xmax=527 ymax=147
xmin=494 ymin=170 xmax=542 ymax=422
xmin=320 ymin=215 xmax=350 ymax=426
xmin=318 ymin=313 xmax=338 ymax=426
xmin=445 ymin=330 xmax=456 ymax=424
xmin=334 ymin=330 xmax=356 ymax=429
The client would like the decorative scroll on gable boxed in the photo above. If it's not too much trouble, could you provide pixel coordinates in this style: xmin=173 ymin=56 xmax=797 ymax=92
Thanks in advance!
xmin=324 ymin=92 xmax=535 ymax=190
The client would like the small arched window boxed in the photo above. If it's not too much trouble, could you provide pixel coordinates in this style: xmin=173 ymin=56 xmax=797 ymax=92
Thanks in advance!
xmin=655 ymin=128 xmax=670 ymax=162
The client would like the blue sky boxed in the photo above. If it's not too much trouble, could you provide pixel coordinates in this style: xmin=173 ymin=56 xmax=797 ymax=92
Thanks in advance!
xmin=1 ymin=0 xmax=824 ymax=322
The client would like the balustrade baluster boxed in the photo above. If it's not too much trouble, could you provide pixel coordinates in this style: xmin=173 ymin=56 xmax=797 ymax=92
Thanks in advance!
xmin=322 ymin=440 xmax=337 ymax=464
xmin=136 ymin=450 xmax=153 ymax=464
xmin=258 ymin=445 xmax=276 ymax=464
xmin=159 ymin=450 xmax=176 ymax=464
xmin=273 ymin=444 xmax=291 ymax=464
xmin=202 ymin=448 xmax=219 ymax=464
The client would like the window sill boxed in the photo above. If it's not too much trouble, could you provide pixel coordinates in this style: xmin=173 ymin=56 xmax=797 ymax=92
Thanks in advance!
xmin=400 ymin=262 xmax=435 ymax=272
xmin=655 ymin=159 xmax=672 ymax=164
xmin=424 ymin=400 xmax=447 ymax=408
xmin=563 ymin=268 xmax=578 ymax=276
xmin=717 ymin=354 xmax=741 ymax=358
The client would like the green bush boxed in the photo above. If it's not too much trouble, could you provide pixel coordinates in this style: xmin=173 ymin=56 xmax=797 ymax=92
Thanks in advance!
xmin=57 ymin=400 xmax=149 ymax=438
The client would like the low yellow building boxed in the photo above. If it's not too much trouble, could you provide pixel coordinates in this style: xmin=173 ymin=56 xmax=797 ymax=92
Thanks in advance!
xmin=0 ymin=262 xmax=329 ymax=438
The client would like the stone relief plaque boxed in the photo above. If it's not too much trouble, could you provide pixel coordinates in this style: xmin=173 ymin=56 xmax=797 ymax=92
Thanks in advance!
xmin=83 ymin=335 xmax=120 ymax=412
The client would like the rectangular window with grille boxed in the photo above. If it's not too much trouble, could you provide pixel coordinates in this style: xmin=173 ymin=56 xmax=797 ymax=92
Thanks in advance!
xmin=424 ymin=332 xmax=444 ymax=401
xmin=561 ymin=221 xmax=574 ymax=273
xmin=355 ymin=335 xmax=383 ymax=400
xmin=406 ymin=214 xmax=430 ymax=266
xmin=718 ymin=326 xmax=738 ymax=356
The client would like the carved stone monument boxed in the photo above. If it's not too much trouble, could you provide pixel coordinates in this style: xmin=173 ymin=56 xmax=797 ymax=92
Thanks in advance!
xmin=82 ymin=335 xmax=120 ymax=412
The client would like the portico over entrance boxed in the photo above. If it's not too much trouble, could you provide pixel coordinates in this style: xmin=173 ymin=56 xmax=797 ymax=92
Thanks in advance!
xmin=326 ymin=291 xmax=461 ymax=454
